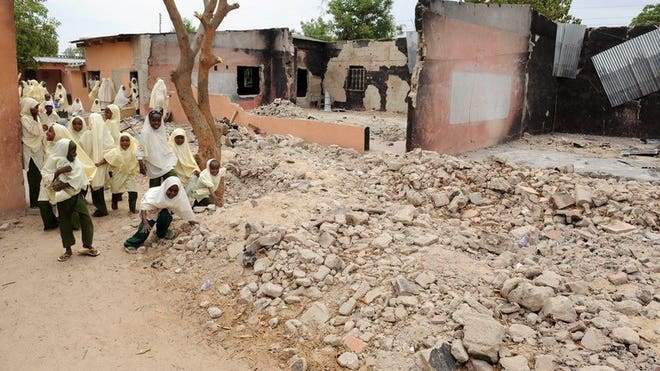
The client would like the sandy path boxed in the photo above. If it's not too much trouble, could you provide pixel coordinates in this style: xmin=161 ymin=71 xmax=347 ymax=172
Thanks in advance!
xmin=0 ymin=212 xmax=247 ymax=371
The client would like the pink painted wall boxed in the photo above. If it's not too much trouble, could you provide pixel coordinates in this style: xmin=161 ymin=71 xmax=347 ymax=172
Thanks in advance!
xmin=0 ymin=1 xmax=26 ymax=213
xmin=409 ymin=6 xmax=530 ymax=154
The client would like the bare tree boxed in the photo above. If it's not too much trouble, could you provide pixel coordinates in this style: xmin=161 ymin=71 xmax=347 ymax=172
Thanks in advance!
xmin=163 ymin=0 xmax=239 ymax=203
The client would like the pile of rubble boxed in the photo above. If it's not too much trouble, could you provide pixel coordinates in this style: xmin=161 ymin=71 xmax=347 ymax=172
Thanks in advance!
xmin=141 ymin=127 xmax=659 ymax=370
xmin=250 ymin=99 xmax=311 ymax=119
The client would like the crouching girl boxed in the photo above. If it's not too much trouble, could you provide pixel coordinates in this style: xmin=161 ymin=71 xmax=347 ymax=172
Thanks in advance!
xmin=124 ymin=177 xmax=197 ymax=252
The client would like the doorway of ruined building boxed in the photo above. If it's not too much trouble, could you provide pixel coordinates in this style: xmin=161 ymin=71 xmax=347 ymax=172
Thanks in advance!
xmin=237 ymin=66 xmax=260 ymax=96
xmin=297 ymin=68 xmax=308 ymax=98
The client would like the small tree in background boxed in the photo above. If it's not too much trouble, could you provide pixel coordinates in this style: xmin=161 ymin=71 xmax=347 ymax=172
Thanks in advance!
xmin=62 ymin=46 xmax=85 ymax=58
xmin=14 ymin=0 xmax=60 ymax=70
xmin=630 ymin=4 xmax=660 ymax=27
xmin=163 ymin=0 xmax=239 ymax=203
xmin=466 ymin=0 xmax=581 ymax=24
xmin=170 ymin=17 xmax=199 ymax=33
xmin=301 ymin=0 xmax=401 ymax=41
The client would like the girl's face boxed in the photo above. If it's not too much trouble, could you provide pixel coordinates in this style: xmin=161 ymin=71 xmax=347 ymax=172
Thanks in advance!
xmin=29 ymin=105 xmax=39 ymax=117
xmin=120 ymin=136 xmax=131 ymax=150
xmin=209 ymin=161 xmax=220 ymax=176
xmin=149 ymin=113 xmax=162 ymax=129
xmin=104 ymin=107 xmax=112 ymax=120
xmin=166 ymin=184 xmax=179 ymax=199
xmin=46 ymin=127 xmax=55 ymax=141
xmin=72 ymin=119 xmax=83 ymax=132
xmin=174 ymin=135 xmax=185 ymax=145
xmin=66 ymin=146 xmax=77 ymax=161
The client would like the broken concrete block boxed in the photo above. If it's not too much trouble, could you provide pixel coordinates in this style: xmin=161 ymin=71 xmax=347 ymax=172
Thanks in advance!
xmin=607 ymin=272 xmax=628 ymax=285
xmin=601 ymin=221 xmax=636 ymax=234
xmin=575 ymin=185 xmax=593 ymax=207
xmin=552 ymin=191 xmax=575 ymax=209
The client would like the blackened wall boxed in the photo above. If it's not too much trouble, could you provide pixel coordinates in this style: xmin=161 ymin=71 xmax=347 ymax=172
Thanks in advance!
xmin=554 ymin=25 xmax=660 ymax=138
xmin=522 ymin=11 xmax=558 ymax=135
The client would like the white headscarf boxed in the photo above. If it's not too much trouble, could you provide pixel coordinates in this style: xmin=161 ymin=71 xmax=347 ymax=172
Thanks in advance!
xmin=82 ymin=113 xmax=114 ymax=189
xmin=68 ymin=116 xmax=87 ymax=146
xmin=130 ymin=77 xmax=139 ymax=108
xmin=54 ymin=83 xmax=68 ymax=110
xmin=91 ymin=99 xmax=101 ymax=113
xmin=105 ymin=104 xmax=122 ymax=143
xmin=20 ymin=97 xmax=45 ymax=169
xmin=46 ymin=123 xmax=97 ymax=182
xmin=98 ymin=78 xmax=116 ymax=105
xmin=70 ymin=98 xmax=84 ymax=115
xmin=88 ymin=80 xmax=100 ymax=101
xmin=44 ymin=139 xmax=90 ymax=201
xmin=114 ymin=85 xmax=130 ymax=107
xmin=188 ymin=158 xmax=225 ymax=202
xmin=138 ymin=111 xmax=177 ymax=178
xmin=140 ymin=176 xmax=195 ymax=221
xmin=149 ymin=78 xmax=168 ymax=110
xmin=168 ymin=128 xmax=199 ymax=183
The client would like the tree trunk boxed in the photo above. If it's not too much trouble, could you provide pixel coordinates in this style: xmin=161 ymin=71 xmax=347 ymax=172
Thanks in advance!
xmin=163 ymin=0 xmax=239 ymax=205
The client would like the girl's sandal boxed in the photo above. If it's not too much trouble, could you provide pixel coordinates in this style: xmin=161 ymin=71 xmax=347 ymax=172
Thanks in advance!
xmin=78 ymin=247 xmax=100 ymax=257
xmin=57 ymin=252 xmax=72 ymax=262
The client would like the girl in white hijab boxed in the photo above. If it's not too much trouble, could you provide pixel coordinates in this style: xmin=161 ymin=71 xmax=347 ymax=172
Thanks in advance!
xmin=70 ymin=98 xmax=84 ymax=116
xmin=103 ymin=104 xmax=122 ymax=143
xmin=46 ymin=139 xmax=99 ymax=262
xmin=123 ymin=176 xmax=196 ymax=251
xmin=54 ymin=83 xmax=69 ymax=111
xmin=21 ymin=97 xmax=46 ymax=207
xmin=168 ymin=128 xmax=199 ymax=186
xmin=149 ymin=78 xmax=168 ymax=112
xmin=97 ymin=133 xmax=139 ymax=213
xmin=81 ymin=113 xmax=114 ymax=217
xmin=137 ymin=110 xmax=178 ymax=187
xmin=186 ymin=158 xmax=225 ymax=207
xmin=69 ymin=116 xmax=88 ymax=146
xmin=91 ymin=99 xmax=101 ymax=113
xmin=98 ymin=78 xmax=116 ymax=108
xmin=114 ymin=85 xmax=130 ymax=107
xmin=88 ymin=79 xmax=100 ymax=101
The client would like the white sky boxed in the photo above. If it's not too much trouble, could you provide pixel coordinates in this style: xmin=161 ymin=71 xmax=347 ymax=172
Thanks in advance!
xmin=46 ymin=0 xmax=650 ymax=53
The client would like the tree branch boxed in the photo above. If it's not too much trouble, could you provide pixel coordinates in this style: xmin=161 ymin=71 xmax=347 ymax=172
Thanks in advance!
xmin=163 ymin=0 xmax=193 ymax=59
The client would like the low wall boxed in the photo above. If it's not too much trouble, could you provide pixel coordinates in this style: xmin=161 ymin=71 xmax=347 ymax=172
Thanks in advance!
xmin=168 ymin=90 xmax=368 ymax=152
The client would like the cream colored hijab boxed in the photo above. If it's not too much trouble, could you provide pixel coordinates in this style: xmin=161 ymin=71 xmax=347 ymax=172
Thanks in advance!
xmin=91 ymin=99 xmax=101 ymax=113
xmin=104 ymin=133 xmax=139 ymax=175
xmin=50 ymin=139 xmax=89 ymax=193
xmin=197 ymin=159 xmax=223 ymax=192
xmin=168 ymin=128 xmax=199 ymax=180
xmin=47 ymin=123 xmax=97 ymax=182
xmin=140 ymin=176 xmax=195 ymax=221
xmin=20 ymin=98 xmax=44 ymax=153
xmin=139 ymin=112 xmax=177 ymax=177
xmin=105 ymin=104 xmax=122 ymax=143
xmin=54 ymin=83 xmax=68 ymax=110
xmin=68 ymin=116 xmax=87 ymax=146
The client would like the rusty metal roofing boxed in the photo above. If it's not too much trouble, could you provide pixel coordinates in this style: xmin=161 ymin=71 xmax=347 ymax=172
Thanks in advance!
xmin=553 ymin=23 xmax=586 ymax=79
xmin=592 ymin=28 xmax=660 ymax=107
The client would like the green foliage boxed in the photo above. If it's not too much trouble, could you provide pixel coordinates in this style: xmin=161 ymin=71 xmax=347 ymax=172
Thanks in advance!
xmin=14 ymin=0 xmax=60 ymax=71
xmin=466 ymin=0 xmax=581 ymax=24
xmin=171 ymin=17 xmax=198 ymax=33
xmin=630 ymin=4 xmax=660 ymax=27
xmin=300 ymin=17 xmax=335 ymax=41
xmin=300 ymin=0 xmax=401 ymax=41
xmin=62 ymin=46 xmax=84 ymax=58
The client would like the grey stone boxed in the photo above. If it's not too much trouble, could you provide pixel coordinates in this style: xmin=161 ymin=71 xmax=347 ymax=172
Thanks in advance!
xmin=604 ymin=356 xmax=626 ymax=371
xmin=312 ymin=266 xmax=331 ymax=281
xmin=399 ymin=296 xmax=419 ymax=307
xmin=592 ymin=189 xmax=609 ymax=207
xmin=346 ymin=212 xmax=369 ymax=225
xmin=413 ymin=234 xmax=439 ymax=247
xmin=502 ymin=279 xmax=555 ymax=312
xmin=418 ymin=343 xmax=458 ymax=370
xmin=300 ymin=302 xmax=329 ymax=326
xmin=261 ymin=282 xmax=284 ymax=298
xmin=533 ymin=271 xmax=563 ymax=290
xmin=487 ymin=177 xmax=511 ymax=193
xmin=508 ymin=324 xmax=536 ymax=343
xmin=468 ymin=358 xmax=493 ymax=371
xmin=238 ymin=286 xmax=254 ymax=303
xmin=490 ymin=251 xmax=516 ymax=269
xmin=337 ymin=352 xmax=359 ymax=370
xmin=288 ymin=356 xmax=307 ymax=371
xmin=463 ymin=315 xmax=505 ymax=363
xmin=318 ymin=232 xmax=335 ymax=248
xmin=614 ymin=300 xmax=642 ymax=316
xmin=609 ymin=327 xmax=640 ymax=345
xmin=541 ymin=296 xmax=578 ymax=323
xmin=447 ymin=194 xmax=468 ymax=212
xmin=430 ymin=192 xmax=450 ymax=208
xmin=324 ymin=254 xmax=344 ymax=270
xmin=394 ymin=277 xmax=420 ymax=296
xmin=339 ymin=298 xmax=357 ymax=316
xmin=258 ymin=233 xmax=282 ymax=247
xmin=577 ymin=367 xmax=615 ymax=371
xmin=567 ymin=281 xmax=590 ymax=295
xmin=500 ymin=355 xmax=529 ymax=371
xmin=253 ymin=257 xmax=271 ymax=274
xmin=450 ymin=340 xmax=469 ymax=363
xmin=581 ymin=328 xmax=608 ymax=351
xmin=552 ymin=191 xmax=575 ymax=209
xmin=534 ymin=355 xmax=555 ymax=371
xmin=406 ymin=190 xmax=425 ymax=206
xmin=207 ymin=306 xmax=223 ymax=319
xmin=227 ymin=242 xmax=243 ymax=259
xmin=415 ymin=272 xmax=435 ymax=289
xmin=370 ymin=233 xmax=393 ymax=249
xmin=392 ymin=205 xmax=417 ymax=224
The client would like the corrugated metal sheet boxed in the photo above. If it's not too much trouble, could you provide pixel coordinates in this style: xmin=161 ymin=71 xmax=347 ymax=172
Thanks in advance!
xmin=592 ymin=28 xmax=660 ymax=107
xmin=553 ymin=23 xmax=586 ymax=79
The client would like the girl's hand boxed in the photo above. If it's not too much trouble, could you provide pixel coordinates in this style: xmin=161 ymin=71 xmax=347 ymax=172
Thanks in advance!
xmin=139 ymin=160 xmax=147 ymax=175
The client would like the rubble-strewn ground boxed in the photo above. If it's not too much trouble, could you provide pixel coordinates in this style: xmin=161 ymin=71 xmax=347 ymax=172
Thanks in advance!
xmin=2 ymin=109 xmax=658 ymax=370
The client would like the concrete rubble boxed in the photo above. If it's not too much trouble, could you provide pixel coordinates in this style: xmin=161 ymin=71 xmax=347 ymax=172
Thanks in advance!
xmin=135 ymin=125 xmax=659 ymax=370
